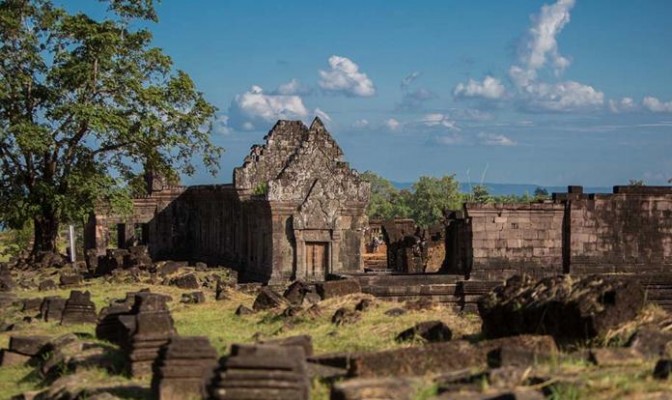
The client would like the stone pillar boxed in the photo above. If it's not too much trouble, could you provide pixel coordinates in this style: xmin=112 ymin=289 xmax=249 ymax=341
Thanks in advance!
xmin=294 ymin=230 xmax=305 ymax=280
xmin=331 ymin=229 xmax=341 ymax=274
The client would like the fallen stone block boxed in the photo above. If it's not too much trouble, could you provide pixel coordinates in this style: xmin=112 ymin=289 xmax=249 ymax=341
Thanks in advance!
xmin=170 ymin=273 xmax=199 ymax=289
xmin=316 ymin=279 xmax=361 ymax=300
xmin=478 ymin=275 xmax=645 ymax=344
xmin=38 ymin=279 xmax=57 ymax=291
xmin=653 ymin=359 xmax=672 ymax=380
xmin=235 ymin=305 xmax=253 ymax=316
xmin=259 ymin=335 xmax=314 ymax=357
xmin=0 ymin=349 xmax=31 ymax=366
xmin=589 ymin=348 xmax=645 ymax=367
xmin=628 ymin=328 xmax=672 ymax=359
xmin=60 ymin=290 xmax=97 ymax=325
xmin=9 ymin=336 xmax=51 ymax=356
xmin=252 ymin=287 xmax=286 ymax=311
xmin=395 ymin=321 xmax=452 ymax=343
xmin=332 ymin=308 xmax=360 ymax=326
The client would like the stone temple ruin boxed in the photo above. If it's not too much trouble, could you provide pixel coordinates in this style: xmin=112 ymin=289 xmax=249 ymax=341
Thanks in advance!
xmin=85 ymin=118 xmax=369 ymax=283
xmin=85 ymin=117 xmax=672 ymax=310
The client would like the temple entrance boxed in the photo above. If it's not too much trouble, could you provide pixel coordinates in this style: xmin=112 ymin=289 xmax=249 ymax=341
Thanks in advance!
xmin=305 ymin=242 xmax=329 ymax=279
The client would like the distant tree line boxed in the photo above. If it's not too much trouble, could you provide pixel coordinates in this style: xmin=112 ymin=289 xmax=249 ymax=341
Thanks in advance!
xmin=360 ymin=171 xmax=550 ymax=227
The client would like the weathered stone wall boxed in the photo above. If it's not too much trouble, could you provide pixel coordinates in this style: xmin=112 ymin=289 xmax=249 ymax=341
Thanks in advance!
xmin=459 ymin=203 xmax=565 ymax=280
xmin=565 ymin=187 xmax=672 ymax=274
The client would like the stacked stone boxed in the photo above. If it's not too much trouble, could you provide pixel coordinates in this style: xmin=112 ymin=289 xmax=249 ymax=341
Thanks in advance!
xmin=210 ymin=344 xmax=309 ymax=400
xmin=60 ymin=290 xmax=97 ymax=325
xmin=127 ymin=292 xmax=176 ymax=377
xmin=95 ymin=292 xmax=138 ymax=346
xmin=151 ymin=336 xmax=218 ymax=400
xmin=40 ymin=296 xmax=67 ymax=322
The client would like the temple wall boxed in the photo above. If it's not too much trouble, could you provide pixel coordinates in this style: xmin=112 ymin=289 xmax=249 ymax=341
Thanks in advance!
xmin=465 ymin=203 xmax=565 ymax=280
xmin=566 ymin=187 xmax=672 ymax=274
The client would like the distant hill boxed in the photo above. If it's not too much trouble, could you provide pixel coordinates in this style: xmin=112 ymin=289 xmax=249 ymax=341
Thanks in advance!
xmin=391 ymin=181 xmax=612 ymax=196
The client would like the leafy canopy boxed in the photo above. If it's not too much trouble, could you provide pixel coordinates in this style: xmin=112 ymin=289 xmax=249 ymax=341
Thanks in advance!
xmin=0 ymin=0 xmax=221 ymax=246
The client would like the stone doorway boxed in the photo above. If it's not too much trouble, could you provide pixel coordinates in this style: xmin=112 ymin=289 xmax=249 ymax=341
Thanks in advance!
xmin=305 ymin=242 xmax=329 ymax=279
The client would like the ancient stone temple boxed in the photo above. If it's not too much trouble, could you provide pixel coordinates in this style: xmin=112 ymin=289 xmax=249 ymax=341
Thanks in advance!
xmin=85 ymin=118 xmax=370 ymax=283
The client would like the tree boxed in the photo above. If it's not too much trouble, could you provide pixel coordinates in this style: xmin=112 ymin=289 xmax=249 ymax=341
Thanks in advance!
xmin=360 ymin=171 xmax=411 ymax=220
xmin=0 ymin=0 xmax=221 ymax=253
xmin=410 ymin=175 xmax=461 ymax=227
xmin=533 ymin=186 xmax=549 ymax=200
xmin=471 ymin=184 xmax=491 ymax=204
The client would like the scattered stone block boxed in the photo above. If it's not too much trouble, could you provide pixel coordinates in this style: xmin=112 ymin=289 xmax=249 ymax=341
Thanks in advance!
xmin=38 ymin=279 xmax=57 ymax=291
xmin=316 ymin=279 xmax=361 ymax=299
xmin=284 ymin=280 xmax=309 ymax=305
xmin=355 ymin=298 xmax=373 ymax=312
xmin=404 ymin=297 xmax=435 ymax=311
xmin=332 ymin=307 xmax=360 ymax=326
xmin=22 ymin=298 xmax=43 ymax=313
xmin=158 ymin=261 xmax=182 ymax=277
xmin=9 ymin=336 xmax=51 ymax=356
xmin=127 ymin=293 xmax=176 ymax=377
xmin=180 ymin=291 xmax=206 ymax=304
xmin=628 ymin=328 xmax=672 ymax=359
xmin=210 ymin=344 xmax=309 ymax=400
xmin=330 ymin=377 xmax=416 ymax=400
xmin=96 ymin=294 xmax=137 ymax=347
xmin=0 ymin=272 xmax=15 ymax=292
xmin=0 ymin=349 xmax=31 ymax=366
xmin=151 ymin=336 xmax=218 ymax=400
xmin=479 ymin=275 xmax=645 ymax=344
xmin=40 ymin=296 xmax=66 ymax=322
xmin=259 ymin=335 xmax=314 ymax=357
xmin=59 ymin=274 xmax=82 ymax=287
xmin=281 ymin=305 xmax=303 ymax=318
xmin=653 ymin=359 xmax=672 ymax=380
xmin=396 ymin=321 xmax=452 ymax=343
xmin=252 ymin=287 xmax=286 ymax=311
xmin=170 ymin=273 xmax=199 ymax=289
xmin=60 ymin=290 xmax=97 ymax=325
xmin=194 ymin=261 xmax=208 ymax=271
xmin=235 ymin=305 xmax=253 ymax=316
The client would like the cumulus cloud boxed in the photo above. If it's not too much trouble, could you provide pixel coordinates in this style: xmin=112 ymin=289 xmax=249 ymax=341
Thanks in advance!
xmin=453 ymin=76 xmax=506 ymax=100
xmin=522 ymin=81 xmax=604 ymax=112
xmin=228 ymin=85 xmax=309 ymax=130
xmin=506 ymin=0 xmax=604 ymax=112
xmin=420 ymin=113 xmax=460 ymax=131
xmin=608 ymin=97 xmax=638 ymax=113
xmin=214 ymin=115 xmax=232 ymax=135
xmin=523 ymin=0 xmax=575 ymax=73
xmin=385 ymin=118 xmax=401 ymax=130
xmin=478 ymin=132 xmax=516 ymax=146
xmin=318 ymin=55 xmax=375 ymax=97
xmin=643 ymin=97 xmax=672 ymax=113
xmin=272 ymin=79 xmax=313 ymax=96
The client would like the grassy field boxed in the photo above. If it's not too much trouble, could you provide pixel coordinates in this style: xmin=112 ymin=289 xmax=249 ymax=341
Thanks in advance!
xmin=0 ymin=273 xmax=481 ymax=399
xmin=1 ymin=272 xmax=671 ymax=399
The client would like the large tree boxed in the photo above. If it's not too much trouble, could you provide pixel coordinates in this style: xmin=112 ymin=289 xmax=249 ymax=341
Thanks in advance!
xmin=411 ymin=175 xmax=461 ymax=227
xmin=0 ymin=0 xmax=221 ymax=253
xmin=360 ymin=171 xmax=411 ymax=221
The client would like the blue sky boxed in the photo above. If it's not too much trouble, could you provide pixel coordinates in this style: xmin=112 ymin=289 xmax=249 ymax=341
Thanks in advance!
xmin=66 ymin=0 xmax=672 ymax=187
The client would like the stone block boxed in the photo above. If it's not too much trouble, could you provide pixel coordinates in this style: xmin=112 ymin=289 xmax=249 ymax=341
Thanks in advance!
xmin=316 ymin=280 xmax=361 ymax=299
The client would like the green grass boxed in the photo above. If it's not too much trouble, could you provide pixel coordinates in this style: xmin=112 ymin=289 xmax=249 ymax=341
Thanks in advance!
xmin=3 ymin=272 xmax=672 ymax=399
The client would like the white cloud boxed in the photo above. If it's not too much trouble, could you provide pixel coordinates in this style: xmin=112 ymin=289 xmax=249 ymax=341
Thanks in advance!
xmin=420 ymin=113 xmax=460 ymax=131
xmin=353 ymin=119 xmax=369 ymax=129
xmin=506 ymin=0 xmax=604 ymax=112
xmin=398 ymin=87 xmax=438 ymax=110
xmin=643 ymin=96 xmax=672 ymax=113
xmin=453 ymin=76 xmax=506 ymax=100
xmin=608 ymin=97 xmax=637 ymax=113
xmin=318 ymin=55 xmax=375 ymax=97
xmin=314 ymin=108 xmax=332 ymax=122
xmin=478 ymin=132 xmax=516 ymax=146
xmin=385 ymin=118 xmax=400 ymax=130
xmin=228 ymin=85 xmax=308 ymax=130
xmin=522 ymin=81 xmax=604 ymax=112
xmin=401 ymin=71 xmax=421 ymax=89
xmin=272 ymin=79 xmax=312 ymax=96
xmin=522 ymin=0 xmax=575 ymax=73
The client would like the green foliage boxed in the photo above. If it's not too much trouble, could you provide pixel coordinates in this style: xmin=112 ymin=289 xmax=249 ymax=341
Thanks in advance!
xmin=534 ymin=186 xmax=549 ymax=200
xmin=411 ymin=175 xmax=461 ymax=227
xmin=628 ymin=179 xmax=645 ymax=186
xmin=470 ymin=184 xmax=491 ymax=204
xmin=0 ymin=0 xmax=222 ymax=252
xmin=360 ymin=171 xmax=411 ymax=220
xmin=0 ymin=222 xmax=33 ymax=259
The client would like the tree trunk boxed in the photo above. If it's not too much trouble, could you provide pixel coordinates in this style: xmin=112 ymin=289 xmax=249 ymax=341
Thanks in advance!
xmin=33 ymin=212 xmax=59 ymax=254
